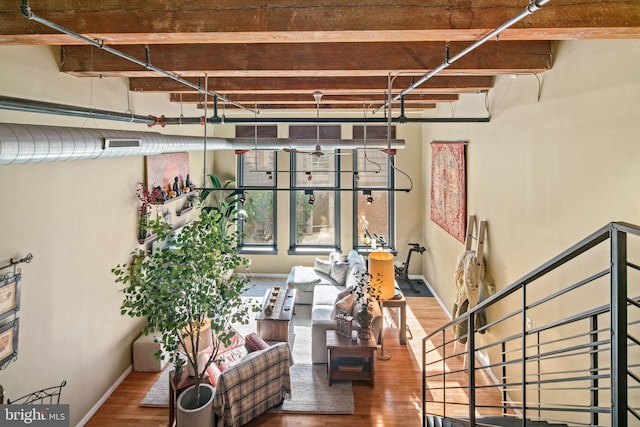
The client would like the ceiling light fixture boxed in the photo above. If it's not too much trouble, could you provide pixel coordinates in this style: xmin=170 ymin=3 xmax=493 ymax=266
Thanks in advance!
xmin=305 ymin=189 xmax=315 ymax=205
xmin=363 ymin=189 xmax=374 ymax=205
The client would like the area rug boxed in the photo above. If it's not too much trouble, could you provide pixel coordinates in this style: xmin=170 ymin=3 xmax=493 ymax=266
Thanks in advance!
xmin=270 ymin=364 xmax=354 ymax=414
xmin=140 ymin=276 xmax=354 ymax=413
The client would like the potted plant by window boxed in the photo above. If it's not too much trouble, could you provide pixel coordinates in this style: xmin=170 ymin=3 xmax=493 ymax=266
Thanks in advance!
xmin=113 ymin=206 xmax=255 ymax=427
xmin=352 ymin=270 xmax=383 ymax=339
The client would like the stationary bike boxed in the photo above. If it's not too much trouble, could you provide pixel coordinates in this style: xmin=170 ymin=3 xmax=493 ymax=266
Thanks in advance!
xmin=394 ymin=243 xmax=426 ymax=292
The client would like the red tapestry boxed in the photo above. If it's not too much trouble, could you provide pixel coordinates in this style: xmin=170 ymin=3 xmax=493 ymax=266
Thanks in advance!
xmin=430 ymin=142 xmax=466 ymax=243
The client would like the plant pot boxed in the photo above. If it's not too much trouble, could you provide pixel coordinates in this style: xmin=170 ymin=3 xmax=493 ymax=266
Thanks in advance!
xmin=177 ymin=383 xmax=215 ymax=427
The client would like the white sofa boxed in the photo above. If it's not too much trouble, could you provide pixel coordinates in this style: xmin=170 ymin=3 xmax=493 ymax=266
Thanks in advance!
xmin=285 ymin=249 xmax=383 ymax=364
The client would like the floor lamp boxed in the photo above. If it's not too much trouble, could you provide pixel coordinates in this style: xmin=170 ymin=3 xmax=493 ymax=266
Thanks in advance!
xmin=369 ymin=251 xmax=395 ymax=361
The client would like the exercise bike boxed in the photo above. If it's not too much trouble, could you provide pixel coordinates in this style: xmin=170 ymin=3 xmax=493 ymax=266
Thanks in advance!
xmin=394 ymin=243 xmax=426 ymax=293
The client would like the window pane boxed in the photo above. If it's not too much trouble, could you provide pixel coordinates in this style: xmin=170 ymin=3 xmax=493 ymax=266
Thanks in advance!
xmin=357 ymin=191 xmax=390 ymax=246
xmin=242 ymin=190 xmax=274 ymax=244
xmin=242 ymin=151 xmax=276 ymax=187
xmin=295 ymin=190 xmax=336 ymax=245
xmin=355 ymin=149 xmax=390 ymax=188
xmin=294 ymin=155 xmax=337 ymax=187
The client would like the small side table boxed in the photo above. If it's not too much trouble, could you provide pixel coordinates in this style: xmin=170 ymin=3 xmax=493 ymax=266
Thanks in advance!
xmin=382 ymin=292 xmax=407 ymax=345
xmin=168 ymin=371 xmax=211 ymax=427
xmin=326 ymin=330 xmax=377 ymax=388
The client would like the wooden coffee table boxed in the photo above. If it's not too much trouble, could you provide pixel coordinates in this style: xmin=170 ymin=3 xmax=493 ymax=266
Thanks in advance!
xmin=326 ymin=330 xmax=377 ymax=388
xmin=256 ymin=287 xmax=296 ymax=342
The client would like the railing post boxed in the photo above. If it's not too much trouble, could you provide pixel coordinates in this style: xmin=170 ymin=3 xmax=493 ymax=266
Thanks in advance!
xmin=611 ymin=227 xmax=628 ymax=427
xmin=468 ymin=312 xmax=476 ymax=426
xmin=442 ymin=329 xmax=447 ymax=420
xmin=501 ymin=342 xmax=507 ymax=416
xmin=590 ymin=314 xmax=599 ymax=426
xmin=522 ymin=288 xmax=528 ymax=426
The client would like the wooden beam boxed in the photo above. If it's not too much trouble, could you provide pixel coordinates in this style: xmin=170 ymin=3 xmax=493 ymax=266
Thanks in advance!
xmin=60 ymin=41 xmax=551 ymax=77
xmin=131 ymin=76 xmax=494 ymax=94
xmin=195 ymin=103 xmax=437 ymax=110
xmin=2 ymin=0 xmax=638 ymax=45
xmin=170 ymin=93 xmax=459 ymax=104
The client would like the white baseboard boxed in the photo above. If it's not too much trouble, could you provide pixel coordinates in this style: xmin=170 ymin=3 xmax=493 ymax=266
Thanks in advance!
xmin=408 ymin=275 xmax=452 ymax=319
xmin=76 ymin=365 xmax=132 ymax=427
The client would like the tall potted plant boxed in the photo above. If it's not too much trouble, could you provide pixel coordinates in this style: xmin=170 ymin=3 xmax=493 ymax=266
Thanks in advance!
xmin=113 ymin=205 xmax=255 ymax=426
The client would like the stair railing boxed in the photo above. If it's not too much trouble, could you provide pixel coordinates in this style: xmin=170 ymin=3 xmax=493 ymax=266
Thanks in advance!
xmin=422 ymin=222 xmax=640 ymax=427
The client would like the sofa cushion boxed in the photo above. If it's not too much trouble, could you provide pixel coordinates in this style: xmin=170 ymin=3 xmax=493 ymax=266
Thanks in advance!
xmin=290 ymin=265 xmax=322 ymax=285
xmin=313 ymin=284 xmax=342 ymax=306
xmin=314 ymin=257 xmax=332 ymax=275
xmin=330 ymin=261 xmax=351 ymax=285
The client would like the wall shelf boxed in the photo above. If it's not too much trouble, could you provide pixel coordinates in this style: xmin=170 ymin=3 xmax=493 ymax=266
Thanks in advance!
xmin=151 ymin=190 xmax=196 ymax=206
xmin=176 ymin=205 xmax=194 ymax=217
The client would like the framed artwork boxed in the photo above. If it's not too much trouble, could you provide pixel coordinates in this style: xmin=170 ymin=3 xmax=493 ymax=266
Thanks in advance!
xmin=0 ymin=319 xmax=19 ymax=369
xmin=430 ymin=141 xmax=467 ymax=243
xmin=0 ymin=273 xmax=20 ymax=321
xmin=145 ymin=152 xmax=190 ymax=194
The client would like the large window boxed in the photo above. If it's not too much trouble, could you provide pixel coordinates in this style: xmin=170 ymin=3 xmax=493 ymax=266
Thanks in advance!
xmin=237 ymin=126 xmax=277 ymax=252
xmin=353 ymin=126 xmax=395 ymax=251
xmin=289 ymin=125 xmax=341 ymax=252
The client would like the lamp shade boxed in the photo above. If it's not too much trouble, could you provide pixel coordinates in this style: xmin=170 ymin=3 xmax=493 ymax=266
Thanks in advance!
xmin=368 ymin=251 xmax=395 ymax=300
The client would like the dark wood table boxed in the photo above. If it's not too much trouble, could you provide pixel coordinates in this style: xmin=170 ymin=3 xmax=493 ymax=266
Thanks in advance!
xmin=256 ymin=288 xmax=296 ymax=342
xmin=326 ymin=330 xmax=377 ymax=388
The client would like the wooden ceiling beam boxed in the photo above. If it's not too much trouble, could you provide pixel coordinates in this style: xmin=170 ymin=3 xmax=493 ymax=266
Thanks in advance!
xmin=170 ymin=93 xmax=459 ymax=104
xmin=60 ymin=41 xmax=552 ymax=77
xmin=195 ymin=103 xmax=437 ymax=110
xmin=131 ymin=76 xmax=494 ymax=94
xmin=1 ymin=0 xmax=638 ymax=45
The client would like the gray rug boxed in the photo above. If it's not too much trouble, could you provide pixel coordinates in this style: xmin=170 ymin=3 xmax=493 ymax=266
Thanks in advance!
xmin=140 ymin=277 xmax=354 ymax=414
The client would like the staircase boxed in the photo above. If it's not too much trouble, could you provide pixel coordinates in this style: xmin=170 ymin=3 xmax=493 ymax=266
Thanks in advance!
xmin=421 ymin=222 xmax=640 ymax=427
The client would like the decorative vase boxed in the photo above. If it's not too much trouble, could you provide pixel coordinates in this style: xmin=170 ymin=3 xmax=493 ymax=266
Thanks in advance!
xmin=176 ymin=383 xmax=215 ymax=427
xmin=174 ymin=366 xmax=184 ymax=382
xmin=357 ymin=308 xmax=373 ymax=340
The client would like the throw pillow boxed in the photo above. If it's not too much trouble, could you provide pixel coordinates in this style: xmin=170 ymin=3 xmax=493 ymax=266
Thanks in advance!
xmin=331 ymin=293 xmax=355 ymax=318
xmin=334 ymin=287 xmax=353 ymax=303
xmin=216 ymin=345 xmax=248 ymax=372
xmin=244 ymin=332 xmax=270 ymax=352
xmin=205 ymin=360 xmax=222 ymax=386
xmin=346 ymin=263 xmax=366 ymax=288
xmin=330 ymin=261 xmax=351 ymax=285
xmin=314 ymin=257 xmax=332 ymax=276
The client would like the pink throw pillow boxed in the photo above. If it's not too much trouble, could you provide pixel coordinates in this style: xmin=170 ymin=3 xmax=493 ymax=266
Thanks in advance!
xmin=244 ymin=332 xmax=270 ymax=352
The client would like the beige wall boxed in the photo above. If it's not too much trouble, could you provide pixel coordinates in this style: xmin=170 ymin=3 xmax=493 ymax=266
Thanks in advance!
xmin=422 ymin=39 xmax=640 ymax=315
xmin=0 ymin=38 xmax=638 ymax=424
xmin=0 ymin=46 xmax=213 ymax=425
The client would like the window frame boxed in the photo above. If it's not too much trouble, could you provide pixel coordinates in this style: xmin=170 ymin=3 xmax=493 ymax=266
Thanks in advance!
xmin=288 ymin=125 xmax=341 ymax=254
xmin=236 ymin=126 xmax=278 ymax=254
xmin=352 ymin=126 xmax=396 ymax=253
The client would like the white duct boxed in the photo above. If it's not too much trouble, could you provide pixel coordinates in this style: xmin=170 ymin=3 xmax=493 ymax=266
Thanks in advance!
xmin=0 ymin=123 xmax=404 ymax=165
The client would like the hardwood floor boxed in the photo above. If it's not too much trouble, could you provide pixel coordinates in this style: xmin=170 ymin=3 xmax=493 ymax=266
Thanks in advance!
xmin=86 ymin=296 xmax=499 ymax=427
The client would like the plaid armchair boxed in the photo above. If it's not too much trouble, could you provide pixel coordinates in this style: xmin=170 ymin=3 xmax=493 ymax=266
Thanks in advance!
xmin=212 ymin=342 xmax=292 ymax=427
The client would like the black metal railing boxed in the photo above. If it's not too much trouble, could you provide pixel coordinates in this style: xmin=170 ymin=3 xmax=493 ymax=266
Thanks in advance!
xmin=422 ymin=222 xmax=640 ymax=427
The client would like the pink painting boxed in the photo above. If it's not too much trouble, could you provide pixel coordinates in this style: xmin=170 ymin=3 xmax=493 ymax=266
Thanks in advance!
xmin=145 ymin=152 xmax=190 ymax=193
xmin=430 ymin=142 xmax=466 ymax=243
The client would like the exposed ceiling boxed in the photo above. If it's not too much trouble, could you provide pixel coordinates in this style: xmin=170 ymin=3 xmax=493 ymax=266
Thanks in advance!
xmin=0 ymin=1 xmax=638 ymax=116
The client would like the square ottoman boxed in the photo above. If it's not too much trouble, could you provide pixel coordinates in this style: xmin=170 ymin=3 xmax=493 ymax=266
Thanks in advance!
xmin=133 ymin=334 xmax=168 ymax=372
